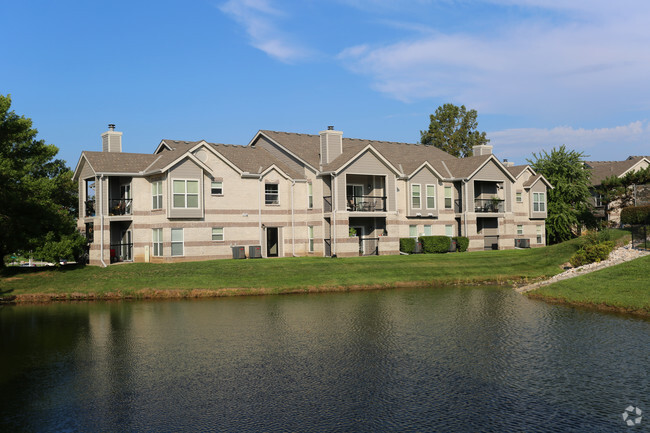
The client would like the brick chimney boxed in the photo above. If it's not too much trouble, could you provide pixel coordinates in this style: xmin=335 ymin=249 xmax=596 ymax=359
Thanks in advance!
xmin=502 ymin=159 xmax=515 ymax=167
xmin=102 ymin=124 xmax=122 ymax=152
xmin=319 ymin=126 xmax=343 ymax=165
xmin=472 ymin=144 xmax=493 ymax=156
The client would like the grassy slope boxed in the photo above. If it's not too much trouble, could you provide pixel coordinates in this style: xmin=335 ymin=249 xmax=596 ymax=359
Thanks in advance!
xmin=529 ymin=254 xmax=650 ymax=314
xmin=0 ymin=230 xmax=631 ymax=301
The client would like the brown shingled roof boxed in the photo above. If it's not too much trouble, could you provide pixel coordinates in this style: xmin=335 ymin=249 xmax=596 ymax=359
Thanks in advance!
xmin=585 ymin=156 xmax=647 ymax=185
xmin=81 ymin=151 xmax=159 ymax=174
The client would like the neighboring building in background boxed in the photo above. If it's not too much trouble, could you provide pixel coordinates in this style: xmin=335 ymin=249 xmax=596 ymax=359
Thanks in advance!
xmin=584 ymin=156 xmax=650 ymax=225
xmin=73 ymin=125 xmax=551 ymax=265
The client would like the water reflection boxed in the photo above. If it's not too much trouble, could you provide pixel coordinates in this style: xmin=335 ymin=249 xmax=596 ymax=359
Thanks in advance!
xmin=1 ymin=288 xmax=648 ymax=432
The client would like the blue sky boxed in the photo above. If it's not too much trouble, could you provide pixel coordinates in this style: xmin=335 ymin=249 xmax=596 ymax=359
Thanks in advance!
xmin=3 ymin=0 xmax=650 ymax=167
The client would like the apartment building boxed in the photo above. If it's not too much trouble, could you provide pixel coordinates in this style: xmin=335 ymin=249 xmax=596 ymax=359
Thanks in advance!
xmin=73 ymin=125 xmax=551 ymax=265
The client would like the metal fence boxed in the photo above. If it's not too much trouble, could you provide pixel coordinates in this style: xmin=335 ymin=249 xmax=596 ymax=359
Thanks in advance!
xmin=630 ymin=225 xmax=649 ymax=249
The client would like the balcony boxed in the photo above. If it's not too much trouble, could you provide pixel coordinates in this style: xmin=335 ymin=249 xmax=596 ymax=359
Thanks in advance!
xmin=85 ymin=199 xmax=96 ymax=217
xmin=109 ymin=198 xmax=133 ymax=216
xmin=347 ymin=195 xmax=387 ymax=212
xmin=474 ymin=198 xmax=504 ymax=213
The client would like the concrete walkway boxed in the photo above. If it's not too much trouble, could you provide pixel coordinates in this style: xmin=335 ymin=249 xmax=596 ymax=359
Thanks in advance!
xmin=515 ymin=243 xmax=649 ymax=293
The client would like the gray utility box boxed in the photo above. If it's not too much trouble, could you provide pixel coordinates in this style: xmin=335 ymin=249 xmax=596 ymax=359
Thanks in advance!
xmin=514 ymin=238 xmax=531 ymax=248
xmin=231 ymin=246 xmax=246 ymax=259
xmin=249 ymin=245 xmax=262 ymax=258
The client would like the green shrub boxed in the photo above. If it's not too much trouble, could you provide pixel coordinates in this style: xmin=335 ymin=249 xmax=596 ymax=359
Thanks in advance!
xmin=419 ymin=236 xmax=450 ymax=253
xmin=453 ymin=236 xmax=469 ymax=252
xmin=569 ymin=241 xmax=616 ymax=267
xmin=621 ymin=205 xmax=650 ymax=225
xmin=399 ymin=238 xmax=416 ymax=253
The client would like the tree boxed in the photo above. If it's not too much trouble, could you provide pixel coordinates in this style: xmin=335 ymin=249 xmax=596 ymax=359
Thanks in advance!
xmin=420 ymin=103 xmax=490 ymax=158
xmin=596 ymin=165 xmax=650 ymax=222
xmin=0 ymin=95 xmax=80 ymax=267
xmin=527 ymin=145 xmax=593 ymax=244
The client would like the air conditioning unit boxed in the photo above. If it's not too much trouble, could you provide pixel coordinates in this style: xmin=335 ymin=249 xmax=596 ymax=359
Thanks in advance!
xmin=231 ymin=246 xmax=246 ymax=259
xmin=515 ymin=238 xmax=531 ymax=248
xmin=249 ymin=245 xmax=262 ymax=258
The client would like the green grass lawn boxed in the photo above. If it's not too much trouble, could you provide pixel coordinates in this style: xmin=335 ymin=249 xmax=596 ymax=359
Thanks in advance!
xmin=0 ymin=229 xmax=631 ymax=301
xmin=529 ymin=254 xmax=650 ymax=314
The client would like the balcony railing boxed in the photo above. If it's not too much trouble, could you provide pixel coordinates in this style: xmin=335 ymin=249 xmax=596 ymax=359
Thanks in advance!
xmin=85 ymin=199 xmax=96 ymax=217
xmin=109 ymin=199 xmax=133 ymax=216
xmin=110 ymin=243 xmax=132 ymax=263
xmin=347 ymin=195 xmax=387 ymax=212
xmin=474 ymin=198 xmax=504 ymax=213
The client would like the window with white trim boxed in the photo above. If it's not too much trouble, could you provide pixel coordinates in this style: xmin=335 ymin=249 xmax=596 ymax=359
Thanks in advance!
xmin=445 ymin=224 xmax=453 ymax=237
xmin=211 ymin=181 xmax=223 ymax=195
xmin=152 ymin=228 xmax=163 ymax=256
xmin=517 ymin=225 xmax=523 ymax=236
xmin=426 ymin=185 xmax=436 ymax=209
xmin=152 ymin=181 xmax=163 ymax=209
xmin=537 ymin=225 xmax=543 ymax=244
xmin=265 ymin=184 xmax=279 ymax=205
xmin=516 ymin=192 xmax=522 ymax=203
xmin=212 ymin=227 xmax=224 ymax=241
xmin=409 ymin=225 xmax=417 ymax=238
xmin=173 ymin=180 xmax=199 ymax=208
xmin=307 ymin=183 xmax=313 ymax=209
xmin=171 ymin=228 xmax=184 ymax=256
xmin=533 ymin=192 xmax=546 ymax=212
xmin=444 ymin=186 xmax=453 ymax=209
xmin=308 ymin=226 xmax=314 ymax=252
xmin=411 ymin=184 xmax=421 ymax=209
xmin=423 ymin=225 xmax=432 ymax=236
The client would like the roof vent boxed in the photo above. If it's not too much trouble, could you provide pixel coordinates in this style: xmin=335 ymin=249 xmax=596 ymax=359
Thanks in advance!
xmin=108 ymin=123 xmax=115 ymax=131
xmin=328 ymin=125 xmax=334 ymax=130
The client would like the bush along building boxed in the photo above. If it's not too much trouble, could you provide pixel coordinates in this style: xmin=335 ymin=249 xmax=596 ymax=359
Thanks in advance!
xmin=73 ymin=125 xmax=551 ymax=265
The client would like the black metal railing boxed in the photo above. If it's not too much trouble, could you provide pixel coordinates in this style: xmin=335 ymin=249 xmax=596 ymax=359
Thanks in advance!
xmin=108 ymin=199 xmax=133 ymax=216
xmin=323 ymin=196 xmax=332 ymax=212
xmin=85 ymin=199 xmax=96 ymax=217
xmin=474 ymin=199 xmax=504 ymax=213
xmin=347 ymin=195 xmax=387 ymax=212
xmin=110 ymin=243 xmax=132 ymax=263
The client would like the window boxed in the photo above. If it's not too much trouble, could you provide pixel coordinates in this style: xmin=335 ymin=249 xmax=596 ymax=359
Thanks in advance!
xmin=265 ymin=184 xmax=279 ymax=205
xmin=308 ymin=183 xmax=313 ymax=209
xmin=426 ymin=185 xmax=436 ymax=209
xmin=85 ymin=222 xmax=94 ymax=243
xmin=212 ymin=227 xmax=224 ymax=241
xmin=152 ymin=181 xmax=163 ymax=209
xmin=411 ymin=184 xmax=421 ymax=209
xmin=211 ymin=181 xmax=223 ymax=195
xmin=308 ymin=226 xmax=314 ymax=252
xmin=171 ymin=228 xmax=184 ymax=256
xmin=594 ymin=193 xmax=603 ymax=207
xmin=537 ymin=225 xmax=543 ymax=244
xmin=517 ymin=225 xmax=523 ymax=236
xmin=173 ymin=180 xmax=199 ymax=208
xmin=409 ymin=225 xmax=417 ymax=237
xmin=444 ymin=186 xmax=453 ymax=209
xmin=445 ymin=224 xmax=453 ymax=237
xmin=533 ymin=192 xmax=546 ymax=212
xmin=152 ymin=228 xmax=163 ymax=256
xmin=423 ymin=225 xmax=432 ymax=236
xmin=516 ymin=192 xmax=522 ymax=203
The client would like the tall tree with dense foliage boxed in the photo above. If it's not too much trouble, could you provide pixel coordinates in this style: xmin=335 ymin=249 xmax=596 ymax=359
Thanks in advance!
xmin=528 ymin=145 xmax=593 ymax=244
xmin=420 ymin=103 xmax=490 ymax=158
xmin=0 ymin=95 xmax=81 ymax=266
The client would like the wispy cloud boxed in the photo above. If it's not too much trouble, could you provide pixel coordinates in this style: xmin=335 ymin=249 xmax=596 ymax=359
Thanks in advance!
xmin=219 ymin=0 xmax=309 ymax=63
xmin=488 ymin=121 xmax=650 ymax=162
xmin=338 ymin=1 xmax=650 ymax=120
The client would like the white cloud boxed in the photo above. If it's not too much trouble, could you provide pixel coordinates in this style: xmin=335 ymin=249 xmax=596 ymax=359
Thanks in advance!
xmin=488 ymin=121 xmax=650 ymax=162
xmin=338 ymin=2 xmax=650 ymax=119
xmin=219 ymin=0 xmax=309 ymax=63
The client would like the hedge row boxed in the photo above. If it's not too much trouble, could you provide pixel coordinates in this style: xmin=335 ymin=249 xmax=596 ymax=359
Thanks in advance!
xmin=621 ymin=205 xmax=650 ymax=225
xmin=399 ymin=236 xmax=469 ymax=254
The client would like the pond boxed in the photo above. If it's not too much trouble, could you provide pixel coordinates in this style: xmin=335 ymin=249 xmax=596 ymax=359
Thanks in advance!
xmin=1 ymin=287 xmax=648 ymax=432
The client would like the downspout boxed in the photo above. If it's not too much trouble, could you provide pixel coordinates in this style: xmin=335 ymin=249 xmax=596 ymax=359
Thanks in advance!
xmin=291 ymin=180 xmax=297 ymax=256
xmin=332 ymin=174 xmax=337 ymax=256
xmin=99 ymin=175 xmax=107 ymax=267
xmin=258 ymin=178 xmax=263 ymax=249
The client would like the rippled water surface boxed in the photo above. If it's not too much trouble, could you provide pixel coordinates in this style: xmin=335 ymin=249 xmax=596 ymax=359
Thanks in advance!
xmin=1 ymin=287 xmax=649 ymax=432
